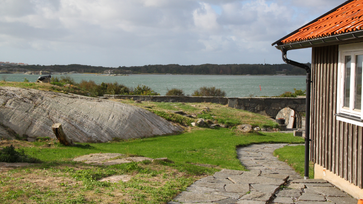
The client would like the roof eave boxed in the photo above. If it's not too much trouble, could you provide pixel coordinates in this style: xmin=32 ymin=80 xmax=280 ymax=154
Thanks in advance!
xmin=275 ymin=30 xmax=363 ymax=50
xmin=272 ymin=0 xmax=354 ymax=47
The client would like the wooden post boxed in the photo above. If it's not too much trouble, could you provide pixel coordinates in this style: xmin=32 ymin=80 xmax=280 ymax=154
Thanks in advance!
xmin=52 ymin=123 xmax=73 ymax=146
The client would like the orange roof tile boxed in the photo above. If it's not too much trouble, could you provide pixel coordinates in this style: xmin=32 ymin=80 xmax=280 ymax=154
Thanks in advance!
xmin=281 ymin=0 xmax=363 ymax=44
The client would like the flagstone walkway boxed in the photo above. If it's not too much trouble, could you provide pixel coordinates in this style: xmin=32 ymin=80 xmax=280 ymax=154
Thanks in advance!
xmin=170 ymin=143 xmax=357 ymax=204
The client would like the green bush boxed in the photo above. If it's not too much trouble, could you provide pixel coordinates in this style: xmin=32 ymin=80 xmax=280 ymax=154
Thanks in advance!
xmin=166 ymin=88 xmax=185 ymax=96
xmin=192 ymin=87 xmax=226 ymax=97
xmin=0 ymin=145 xmax=40 ymax=163
xmin=79 ymin=80 xmax=99 ymax=96
xmin=51 ymin=76 xmax=77 ymax=86
xmin=132 ymin=85 xmax=159 ymax=95
xmin=78 ymin=81 xmax=130 ymax=96
xmin=279 ymin=88 xmax=306 ymax=97
xmin=294 ymin=89 xmax=306 ymax=96
xmin=105 ymin=82 xmax=130 ymax=95
xmin=50 ymin=77 xmax=158 ymax=97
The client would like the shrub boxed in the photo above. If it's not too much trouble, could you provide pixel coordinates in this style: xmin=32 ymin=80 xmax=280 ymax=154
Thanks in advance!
xmin=279 ymin=91 xmax=295 ymax=97
xmin=51 ymin=76 xmax=77 ymax=86
xmin=293 ymin=89 xmax=306 ymax=96
xmin=0 ymin=145 xmax=40 ymax=163
xmin=192 ymin=87 xmax=226 ymax=97
xmin=105 ymin=82 xmax=130 ymax=95
xmin=279 ymin=89 xmax=306 ymax=97
xmin=79 ymin=80 xmax=99 ymax=96
xmin=166 ymin=88 xmax=185 ymax=96
xmin=131 ymin=85 xmax=159 ymax=95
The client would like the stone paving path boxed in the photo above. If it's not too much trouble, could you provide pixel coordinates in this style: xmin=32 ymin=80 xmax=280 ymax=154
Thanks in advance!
xmin=170 ymin=143 xmax=358 ymax=204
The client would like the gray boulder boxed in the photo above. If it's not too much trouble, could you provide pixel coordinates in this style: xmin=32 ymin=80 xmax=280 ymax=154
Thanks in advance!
xmin=237 ymin=124 xmax=253 ymax=133
xmin=0 ymin=87 xmax=183 ymax=143
xmin=196 ymin=118 xmax=209 ymax=127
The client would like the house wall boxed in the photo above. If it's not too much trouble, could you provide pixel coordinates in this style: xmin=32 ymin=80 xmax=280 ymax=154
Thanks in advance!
xmin=311 ymin=45 xmax=363 ymax=196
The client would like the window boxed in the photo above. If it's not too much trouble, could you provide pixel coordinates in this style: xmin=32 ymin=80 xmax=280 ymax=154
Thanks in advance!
xmin=337 ymin=43 xmax=363 ymax=126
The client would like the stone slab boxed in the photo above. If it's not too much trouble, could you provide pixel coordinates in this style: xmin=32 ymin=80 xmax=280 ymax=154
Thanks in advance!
xmin=228 ymin=176 xmax=284 ymax=185
xmin=288 ymin=183 xmax=305 ymax=189
xmin=216 ymin=198 xmax=239 ymax=204
xmin=251 ymin=184 xmax=280 ymax=195
xmin=309 ymin=186 xmax=349 ymax=197
xmin=225 ymin=184 xmax=250 ymax=193
xmin=239 ymin=191 xmax=269 ymax=201
xmin=326 ymin=196 xmax=358 ymax=204
xmin=186 ymin=185 xmax=223 ymax=193
xmin=212 ymin=191 xmax=246 ymax=200
xmin=262 ymin=173 xmax=290 ymax=180
xmin=304 ymin=183 xmax=333 ymax=188
xmin=214 ymin=169 xmax=244 ymax=179
xmin=174 ymin=192 xmax=228 ymax=203
xmin=272 ymin=196 xmax=295 ymax=203
xmin=237 ymin=200 xmax=266 ymax=204
xmin=275 ymin=189 xmax=302 ymax=197
xmin=292 ymin=179 xmax=328 ymax=184
xmin=298 ymin=193 xmax=326 ymax=202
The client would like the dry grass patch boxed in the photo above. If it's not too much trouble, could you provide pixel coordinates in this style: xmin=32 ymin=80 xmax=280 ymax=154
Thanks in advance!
xmin=0 ymin=159 xmax=207 ymax=204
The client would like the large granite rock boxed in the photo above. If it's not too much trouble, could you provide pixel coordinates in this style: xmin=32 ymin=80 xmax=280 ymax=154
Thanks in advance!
xmin=0 ymin=87 xmax=183 ymax=142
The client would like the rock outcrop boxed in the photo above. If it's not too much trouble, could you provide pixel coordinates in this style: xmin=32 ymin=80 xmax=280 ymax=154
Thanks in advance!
xmin=0 ymin=87 xmax=183 ymax=143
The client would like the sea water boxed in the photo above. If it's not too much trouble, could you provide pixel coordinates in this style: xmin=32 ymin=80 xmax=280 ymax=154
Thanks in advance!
xmin=0 ymin=73 xmax=306 ymax=97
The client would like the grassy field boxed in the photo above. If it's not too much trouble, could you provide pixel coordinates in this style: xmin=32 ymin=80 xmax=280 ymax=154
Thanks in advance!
xmin=0 ymin=130 xmax=305 ymax=203
xmin=0 ymin=82 xmax=308 ymax=203
xmin=116 ymin=100 xmax=279 ymax=128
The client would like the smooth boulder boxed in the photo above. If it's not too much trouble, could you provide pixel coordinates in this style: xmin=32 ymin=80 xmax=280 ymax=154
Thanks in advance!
xmin=0 ymin=87 xmax=183 ymax=142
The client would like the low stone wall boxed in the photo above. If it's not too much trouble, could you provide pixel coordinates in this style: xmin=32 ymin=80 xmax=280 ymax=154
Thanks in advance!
xmin=105 ymin=95 xmax=229 ymax=104
xmin=228 ymin=97 xmax=306 ymax=118
xmin=104 ymin=95 xmax=306 ymax=119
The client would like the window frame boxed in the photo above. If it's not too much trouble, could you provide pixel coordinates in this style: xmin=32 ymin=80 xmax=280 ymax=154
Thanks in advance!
xmin=337 ymin=43 xmax=363 ymax=126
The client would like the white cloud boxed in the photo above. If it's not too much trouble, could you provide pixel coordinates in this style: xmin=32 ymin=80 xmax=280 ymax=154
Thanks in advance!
xmin=193 ymin=3 xmax=219 ymax=31
xmin=0 ymin=0 xmax=337 ymax=66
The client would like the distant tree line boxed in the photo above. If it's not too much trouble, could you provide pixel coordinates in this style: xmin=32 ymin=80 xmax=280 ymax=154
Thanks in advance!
xmin=116 ymin=63 xmax=307 ymax=75
xmin=12 ymin=63 xmax=309 ymax=75
xmin=22 ymin=64 xmax=104 ymax=73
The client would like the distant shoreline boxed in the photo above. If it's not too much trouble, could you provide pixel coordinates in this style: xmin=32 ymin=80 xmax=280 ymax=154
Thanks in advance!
xmin=0 ymin=63 xmax=308 ymax=75
xmin=0 ymin=72 xmax=305 ymax=76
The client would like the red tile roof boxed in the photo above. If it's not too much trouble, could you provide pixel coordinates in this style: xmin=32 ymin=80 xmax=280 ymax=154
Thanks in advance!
xmin=281 ymin=0 xmax=363 ymax=44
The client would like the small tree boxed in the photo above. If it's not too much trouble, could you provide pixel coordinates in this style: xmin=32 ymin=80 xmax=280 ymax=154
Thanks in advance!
xmin=192 ymin=86 xmax=226 ymax=97
xmin=166 ymin=88 xmax=185 ymax=96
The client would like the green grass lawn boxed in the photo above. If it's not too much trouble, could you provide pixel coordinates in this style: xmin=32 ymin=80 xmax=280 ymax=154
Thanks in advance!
xmin=1 ymin=129 xmax=306 ymax=203
xmin=23 ymin=129 xmax=304 ymax=170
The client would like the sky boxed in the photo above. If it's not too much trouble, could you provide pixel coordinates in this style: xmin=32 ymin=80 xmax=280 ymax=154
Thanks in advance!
xmin=0 ymin=0 xmax=344 ymax=67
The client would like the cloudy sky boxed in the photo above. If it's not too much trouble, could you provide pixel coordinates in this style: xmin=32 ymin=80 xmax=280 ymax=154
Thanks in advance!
xmin=0 ymin=0 xmax=344 ymax=67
